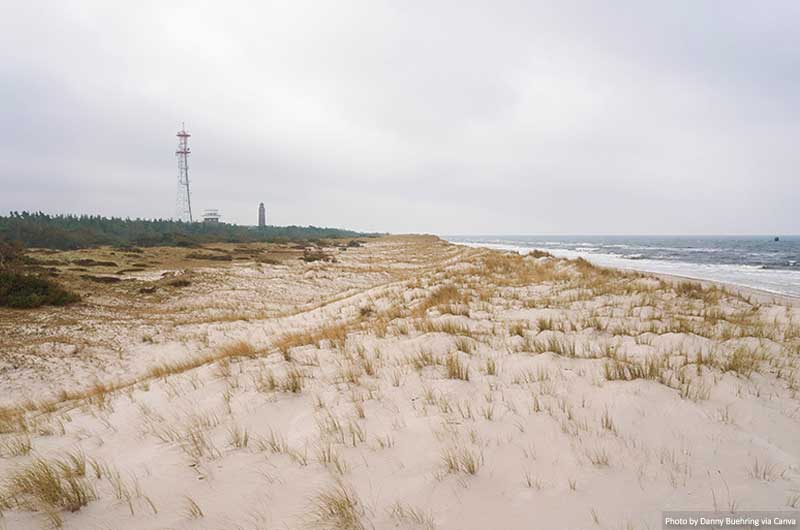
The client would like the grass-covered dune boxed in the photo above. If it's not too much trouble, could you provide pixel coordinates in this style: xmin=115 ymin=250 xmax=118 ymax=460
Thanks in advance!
xmin=1 ymin=236 xmax=799 ymax=529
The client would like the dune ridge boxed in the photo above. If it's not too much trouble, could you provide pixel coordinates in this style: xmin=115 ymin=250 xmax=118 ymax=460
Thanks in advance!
xmin=1 ymin=235 xmax=799 ymax=529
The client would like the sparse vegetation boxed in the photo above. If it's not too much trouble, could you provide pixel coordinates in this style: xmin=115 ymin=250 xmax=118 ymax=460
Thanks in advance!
xmin=0 ymin=235 xmax=796 ymax=530
xmin=390 ymin=502 xmax=436 ymax=530
xmin=183 ymin=495 xmax=204 ymax=519
xmin=309 ymin=481 xmax=368 ymax=530
xmin=0 ymin=456 xmax=96 ymax=525
xmin=415 ymin=285 xmax=465 ymax=316
xmin=749 ymin=458 xmax=783 ymax=482
xmin=441 ymin=445 xmax=483 ymax=475
xmin=302 ymin=249 xmax=336 ymax=263
xmin=445 ymin=354 xmax=470 ymax=381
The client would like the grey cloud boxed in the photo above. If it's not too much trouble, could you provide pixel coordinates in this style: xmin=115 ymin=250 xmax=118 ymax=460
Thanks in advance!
xmin=1 ymin=1 xmax=798 ymax=234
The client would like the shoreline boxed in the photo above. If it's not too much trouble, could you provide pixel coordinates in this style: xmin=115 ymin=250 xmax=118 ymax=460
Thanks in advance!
xmin=448 ymin=240 xmax=800 ymax=306
xmin=651 ymin=271 xmax=800 ymax=307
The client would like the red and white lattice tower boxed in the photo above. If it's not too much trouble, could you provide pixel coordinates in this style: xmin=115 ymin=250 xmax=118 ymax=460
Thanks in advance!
xmin=175 ymin=124 xmax=193 ymax=222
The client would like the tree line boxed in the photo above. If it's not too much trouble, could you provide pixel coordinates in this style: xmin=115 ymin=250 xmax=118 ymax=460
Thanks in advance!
xmin=0 ymin=212 xmax=375 ymax=250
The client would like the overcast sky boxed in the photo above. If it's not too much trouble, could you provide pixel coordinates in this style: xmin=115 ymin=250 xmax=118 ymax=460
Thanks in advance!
xmin=1 ymin=1 xmax=798 ymax=234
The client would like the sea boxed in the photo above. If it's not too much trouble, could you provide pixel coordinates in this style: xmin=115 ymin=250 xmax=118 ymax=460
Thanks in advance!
xmin=444 ymin=235 xmax=800 ymax=298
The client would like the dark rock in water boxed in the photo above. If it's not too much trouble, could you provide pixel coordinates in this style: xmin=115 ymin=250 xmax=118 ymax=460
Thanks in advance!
xmin=774 ymin=236 xmax=780 ymax=241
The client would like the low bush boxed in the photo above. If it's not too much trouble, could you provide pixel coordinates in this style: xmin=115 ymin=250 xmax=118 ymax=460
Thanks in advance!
xmin=80 ymin=274 xmax=122 ymax=284
xmin=185 ymin=252 xmax=233 ymax=261
xmin=0 ymin=271 xmax=80 ymax=308
xmin=71 ymin=259 xmax=118 ymax=267
xmin=528 ymin=249 xmax=552 ymax=258
xmin=301 ymin=250 xmax=335 ymax=263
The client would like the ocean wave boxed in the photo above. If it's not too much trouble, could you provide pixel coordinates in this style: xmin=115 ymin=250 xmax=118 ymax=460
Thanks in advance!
xmin=760 ymin=263 xmax=800 ymax=271
xmin=447 ymin=239 xmax=800 ymax=298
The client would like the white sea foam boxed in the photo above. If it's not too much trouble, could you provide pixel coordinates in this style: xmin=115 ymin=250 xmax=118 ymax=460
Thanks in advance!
xmin=449 ymin=240 xmax=800 ymax=298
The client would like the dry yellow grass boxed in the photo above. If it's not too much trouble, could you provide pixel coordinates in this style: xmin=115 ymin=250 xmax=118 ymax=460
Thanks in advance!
xmin=0 ymin=434 xmax=32 ymax=457
xmin=0 ymin=340 xmax=268 ymax=428
xmin=414 ymin=285 xmax=465 ymax=317
xmin=308 ymin=481 xmax=368 ymax=530
xmin=415 ymin=318 xmax=473 ymax=337
xmin=445 ymin=354 xmax=470 ymax=381
xmin=274 ymin=322 xmax=353 ymax=360
xmin=390 ymin=502 xmax=436 ymax=530
xmin=2 ymin=236 xmax=797 ymax=529
xmin=217 ymin=340 xmax=259 ymax=358
xmin=0 ymin=456 xmax=96 ymax=527
xmin=441 ymin=445 xmax=483 ymax=475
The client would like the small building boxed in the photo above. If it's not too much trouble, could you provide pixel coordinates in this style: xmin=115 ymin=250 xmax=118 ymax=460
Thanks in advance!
xmin=202 ymin=209 xmax=221 ymax=224
xmin=258 ymin=202 xmax=266 ymax=227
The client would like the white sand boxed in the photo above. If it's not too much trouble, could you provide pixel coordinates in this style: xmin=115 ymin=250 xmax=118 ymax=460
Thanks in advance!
xmin=1 ymin=236 xmax=798 ymax=530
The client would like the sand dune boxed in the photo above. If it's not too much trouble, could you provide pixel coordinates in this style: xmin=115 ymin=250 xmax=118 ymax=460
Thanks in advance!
xmin=1 ymin=236 xmax=799 ymax=530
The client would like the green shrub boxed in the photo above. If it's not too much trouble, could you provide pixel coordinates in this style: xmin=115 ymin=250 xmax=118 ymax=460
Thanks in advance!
xmin=0 ymin=240 xmax=23 ymax=267
xmin=0 ymin=272 xmax=80 ymax=308
xmin=0 ymin=211 xmax=378 ymax=250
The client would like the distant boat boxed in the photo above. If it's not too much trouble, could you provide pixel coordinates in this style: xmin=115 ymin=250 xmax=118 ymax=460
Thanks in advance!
xmin=774 ymin=236 xmax=780 ymax=241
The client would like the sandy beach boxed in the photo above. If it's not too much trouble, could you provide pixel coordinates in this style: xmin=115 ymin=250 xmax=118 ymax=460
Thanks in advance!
xmin=1 ymin=235 xmax=799 ymax=530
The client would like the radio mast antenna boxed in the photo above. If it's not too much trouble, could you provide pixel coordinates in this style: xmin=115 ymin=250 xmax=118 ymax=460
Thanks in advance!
xmin=175 ymin=123 xmax=193 ymax=222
